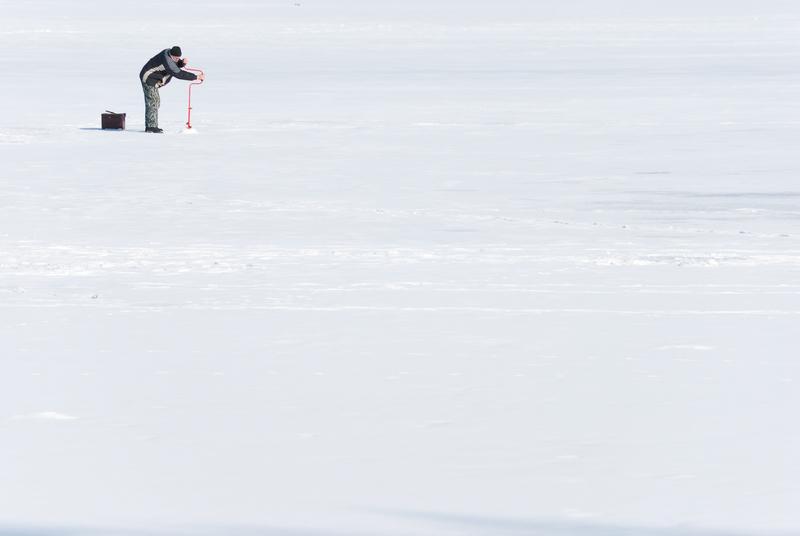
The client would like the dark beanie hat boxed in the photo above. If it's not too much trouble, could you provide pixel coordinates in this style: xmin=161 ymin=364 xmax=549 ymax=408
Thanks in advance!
xmin=169 ymin=46 xmax=182 ymax=56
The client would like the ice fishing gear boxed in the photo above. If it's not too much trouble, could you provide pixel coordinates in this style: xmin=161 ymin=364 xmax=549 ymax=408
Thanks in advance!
xmin=101 ymin=110 xmax=126 ymax=130
xmin=185 ymin=68 xmax=205 ymax=130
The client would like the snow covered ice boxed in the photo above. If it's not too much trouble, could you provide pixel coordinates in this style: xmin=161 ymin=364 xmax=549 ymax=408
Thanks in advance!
xmin=1 ymin=1 xmax=800 ymax=535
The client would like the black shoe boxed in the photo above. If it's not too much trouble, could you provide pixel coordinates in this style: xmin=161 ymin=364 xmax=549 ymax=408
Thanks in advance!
xmin=145 ymin=127 xmax=164 ymax=133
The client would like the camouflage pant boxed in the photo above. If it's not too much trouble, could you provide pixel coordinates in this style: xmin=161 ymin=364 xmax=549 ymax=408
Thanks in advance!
xmin=142 ymin=82 xmax=160 ymax=128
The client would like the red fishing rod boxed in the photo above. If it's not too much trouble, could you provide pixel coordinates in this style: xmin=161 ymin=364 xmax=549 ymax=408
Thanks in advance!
xmin=185 ymin=68 xmax=205 ymax=129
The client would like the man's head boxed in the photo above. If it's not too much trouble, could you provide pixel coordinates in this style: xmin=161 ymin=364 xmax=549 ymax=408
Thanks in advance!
xmin=169 ymin=46 xmax=182 ymax=60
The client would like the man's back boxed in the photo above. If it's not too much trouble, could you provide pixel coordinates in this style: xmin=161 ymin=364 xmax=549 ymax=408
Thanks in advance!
xmin=140 ymin=49 xmax=192 ymax=88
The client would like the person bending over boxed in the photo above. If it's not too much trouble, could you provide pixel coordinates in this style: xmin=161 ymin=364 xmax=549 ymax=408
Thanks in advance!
xmin=139 ymin=46 xmax=205 ymax=133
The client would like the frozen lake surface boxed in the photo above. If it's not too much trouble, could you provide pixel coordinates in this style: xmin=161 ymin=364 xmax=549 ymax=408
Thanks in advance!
xmin=1 ymin=1 xmax=799 ymax=535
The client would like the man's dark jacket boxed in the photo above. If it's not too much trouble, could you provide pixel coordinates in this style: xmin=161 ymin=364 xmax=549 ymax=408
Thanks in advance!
xmin=140 ymin=49 xmax=197 ymax=88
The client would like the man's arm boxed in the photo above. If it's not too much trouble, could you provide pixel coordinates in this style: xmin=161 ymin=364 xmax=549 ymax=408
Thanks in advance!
xmin=164 ymin=52 xmax=197 ymax=80
xmin=172 ymin=69 xmax=198 ymax=81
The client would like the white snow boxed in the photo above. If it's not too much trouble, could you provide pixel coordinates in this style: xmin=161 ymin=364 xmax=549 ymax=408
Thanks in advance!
xmin=2 ymin=1 xmax=800 ymax=535
xmin=10 ymin=412 xmax=79 ymax=421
